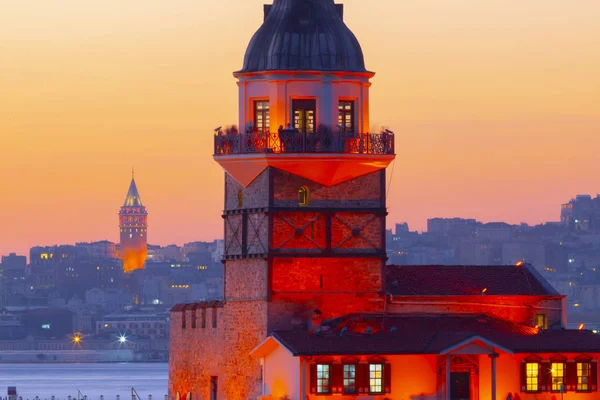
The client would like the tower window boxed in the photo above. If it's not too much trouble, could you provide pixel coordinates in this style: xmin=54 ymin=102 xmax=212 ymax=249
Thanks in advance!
xmin=299 ymin=185 xmax=310 ymax=206
xmin=369 ymin=363 xmax=384 ymax=394
xmin=254 ymin=100 xmax=270 ymax=132
xmin=551 ymin=362 xmax=565 ymax=391
xmin=316 ymin=364 xmax=331 ymax=394
xmin=535 ymin=314 xmax=547 ymax=329
xmin=577 ymin=362 xmax=591 ymax=391
xmin=338 ymin=101 xmax=355 ymax=134
xmin=293 ymin=99 xmax=316 ymax=134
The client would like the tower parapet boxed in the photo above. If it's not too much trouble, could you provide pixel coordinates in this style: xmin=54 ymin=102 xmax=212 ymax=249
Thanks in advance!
xmin=119 ymin=172 xmax=148 ymax=273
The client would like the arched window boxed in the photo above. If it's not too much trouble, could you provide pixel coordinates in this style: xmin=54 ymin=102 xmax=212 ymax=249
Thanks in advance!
xmin=237 ymin=190 xmax=243 ymax=208
xmin=299 ymin=186 xmax=310 ymax=206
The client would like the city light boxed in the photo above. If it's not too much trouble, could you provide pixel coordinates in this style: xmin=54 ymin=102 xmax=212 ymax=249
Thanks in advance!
xmin=119 ymin=335 xmax=127 ymax=344
xmin=579 ymin=323 xmax=585 ymax=330
xmin=516 ymin=261 xmax=523 ymax=267
xmin=72 ymin=334 xmax=82 ymax=344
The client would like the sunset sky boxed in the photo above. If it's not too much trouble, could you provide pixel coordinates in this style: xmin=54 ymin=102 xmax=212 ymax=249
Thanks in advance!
xmin=1 ymin=0 xmax=599 ymax=258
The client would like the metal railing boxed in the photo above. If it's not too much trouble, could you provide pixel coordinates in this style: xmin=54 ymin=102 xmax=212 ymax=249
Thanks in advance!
xmin=214 ymin=130 xmax=395 ymax=156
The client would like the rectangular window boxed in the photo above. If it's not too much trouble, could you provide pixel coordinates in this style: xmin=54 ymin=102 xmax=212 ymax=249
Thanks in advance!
xmin=181 ymin=311 xmax=186 ymax=329
xmin=369 ymin=363 xmax=384 ymax=394
xmin=293 ymin=99 xmax=316 ymax=134
xmin=526 ymin=363 xmax=539 ymax=392
xmin=212 ymin=307 xmax=218 ymax=328
xmin=343 ymin=364 xmax=356 ymax=394
xmin=551 ymin=363 xmax=565 ymax=391
xmin=535 ymin=314 xmax=547 ymax=329
xmin=316 ymin=364 xmax=330 ymax=394
xmin=254 ymin=100 xmax=270 ymax=132
xmin=338 ymin=101 xmax=355 ymax=134
xmin=191 ymin=309 xmax=196 ymax=329
xmin=578 ymin=362 xmax=591 ymax=391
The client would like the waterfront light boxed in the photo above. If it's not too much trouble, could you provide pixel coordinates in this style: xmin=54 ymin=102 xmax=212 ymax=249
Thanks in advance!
xmin=119 ymin=335 xmax=127 ymax=344
xmin=72 ymin=334 xmax=82 ymax=344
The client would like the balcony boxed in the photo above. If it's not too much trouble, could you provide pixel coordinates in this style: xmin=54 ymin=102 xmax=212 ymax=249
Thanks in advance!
xmin=214 ymin=129 xmax=395 ymax=156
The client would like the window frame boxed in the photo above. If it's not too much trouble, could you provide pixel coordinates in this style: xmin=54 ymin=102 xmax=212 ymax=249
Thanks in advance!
xmin=342 ymin=363 xmax=357 ymax=395
xmin=550 ymin=361 xmax=566 ymax=392
xmin=253 ymin=100 xmax=270 ymax=133
xmin=369 ymin=363 xmax=385 ymax=394
xmin=535 ymin=314 xmax=548 ymax=330
xmin=316 ymin=363 xmax=332 ymax=394
xmin=525 ymin=361 xmax=540 ymax=393
xmin=577 ymin=361 xmax=592 ymax=392
xmin=338 ymin=100 xmax=356 ymax=134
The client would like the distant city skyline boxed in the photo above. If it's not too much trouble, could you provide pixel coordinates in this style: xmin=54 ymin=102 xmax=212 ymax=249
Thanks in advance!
xmin=1 ymin=0 xmax=599 ymax=257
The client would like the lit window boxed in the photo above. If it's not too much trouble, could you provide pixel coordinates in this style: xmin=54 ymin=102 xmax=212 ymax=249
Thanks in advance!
xmin=535 ymin=314 xmax=547 ymax=329
xmin=254 ymin=100 xmax=270 ymax=132
xmin=317 ymin=364 xmax=330 ymax=394
xmin=343 ymin=364 xmax=356 ymax=394
xmin=578 ymin=363 xmax=591 ymax=391
xmin=369 ymin=364 xmax=384 ymax=394
xmin=237 ymin=190 xmax=243 ymax=208
xmin=299 ymin=186 xmax=310 ymax=206
xmin=338 ymin=101 xmax=355 ymax=134
xmin=526 ymin=363 xmax=539 ymax=392
xmin=551 ymin=363 xmax=565 ymax=391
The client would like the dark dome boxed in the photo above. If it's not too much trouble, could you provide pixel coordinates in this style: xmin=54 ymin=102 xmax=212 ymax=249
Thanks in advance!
xmin=239 ymin=0 xmax=367 ymax=73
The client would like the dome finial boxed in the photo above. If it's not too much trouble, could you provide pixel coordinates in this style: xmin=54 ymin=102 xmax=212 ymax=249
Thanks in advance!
xmin=132 ymin=166 xmax=135 ymax=179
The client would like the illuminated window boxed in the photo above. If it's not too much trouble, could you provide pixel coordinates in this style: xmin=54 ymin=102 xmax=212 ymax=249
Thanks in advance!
xmin=343 ymin=364 xmax=356 ymax=394
xmin=526 ymin=363 xmax=539 ymax=392
xmin=254 ymin=100 xmax=270 ymax=132
xmin=551 ymin=363 xmax=565 ymax=391
xmin=237 ymin=190 xmax=243 ymax=208
xmin=316 ymin=364 xmax=330 ymax=394
xmin=369 ymin=364 xmax=384 ymax=394
xmin=338 ymin=101 xmax=355 ymax=134
xmin=299 ymin=186 xmax=310 ymax=206
xmin=578 ymin=363 xmax=591 ymax=391
xmin=535 ymin=314 xmax=547 ymax=329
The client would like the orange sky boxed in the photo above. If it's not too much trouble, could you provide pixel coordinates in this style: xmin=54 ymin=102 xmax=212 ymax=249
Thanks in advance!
xmin=1 ymin=0 xmax=599 ymax=258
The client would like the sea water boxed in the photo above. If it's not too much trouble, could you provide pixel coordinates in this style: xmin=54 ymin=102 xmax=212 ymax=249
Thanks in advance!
xmin=0 ymin=363 xmax=168 ymax=399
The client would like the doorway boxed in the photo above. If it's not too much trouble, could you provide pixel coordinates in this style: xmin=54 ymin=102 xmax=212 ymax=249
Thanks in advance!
xmin=210 ymin=376 xmax=218 ymax=400
xmin=293 ymin=99 xmax=316 ymax=133
xmin=450 ymin=372 xmax=470 ymax=400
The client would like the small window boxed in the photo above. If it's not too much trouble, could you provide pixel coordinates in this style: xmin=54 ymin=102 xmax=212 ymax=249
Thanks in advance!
xmin=254 ymin=100 xmax=270 ymax=132
xmin=526 ymin=363 xmax=539 ymax=392
xmin=181 ymin=311 xmax=186 ymax=329
xmin=201 ymin=308 xmax=206 ymax=329
xmin=210 ymin=376 xmax=218 ymax=400
xmin=212 ymin=307 xmax=218 ymax=328
xmin=551 ymin=362 xmax=565 ymax=391
xmin=191 ymin=309 xmax=196 ymax=329
xmin=338 ymin=101 xmax=355 ymax=134
xmin=237 ymin=190 xmax=243 ymax=208
xmin=369 ymin=363 xmax=384 ymax=394
xmin=343 ymin=364 xmax=356 ymax=394
xmin=299 ymin=186 xmax=310 ymax=206
xmin=535 ymin=314 xmax=547 ymax=330
xmin=578 ymin=362 xmax=591 ymax=392
xmin=317 ymin=364 xmax=331 ymax=394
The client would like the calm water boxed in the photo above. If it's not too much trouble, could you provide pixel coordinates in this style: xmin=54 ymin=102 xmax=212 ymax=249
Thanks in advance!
xmin=0 ymin=363 xmax=168 ymax=399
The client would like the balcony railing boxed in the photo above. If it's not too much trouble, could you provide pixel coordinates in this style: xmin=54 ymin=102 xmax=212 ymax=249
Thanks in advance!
xmin=214 ymin=130 xmax=395 ymax=156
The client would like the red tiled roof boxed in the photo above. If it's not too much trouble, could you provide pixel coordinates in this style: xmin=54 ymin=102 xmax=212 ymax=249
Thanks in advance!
xmin=386 ymin=264 xmax=560 ymax=296
xmin=170 ymin=301 xmax=225 ymax=312
xmin=272 ymin=314 xmax=600 ymax=356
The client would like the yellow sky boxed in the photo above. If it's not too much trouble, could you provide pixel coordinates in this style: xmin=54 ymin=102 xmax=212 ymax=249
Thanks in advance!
xmin=1 ymin=0 xmax=599 ymax=257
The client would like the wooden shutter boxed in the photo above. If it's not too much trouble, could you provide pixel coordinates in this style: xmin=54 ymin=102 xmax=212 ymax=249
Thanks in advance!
xmin=310 ymin=363 xmax=317 ymax=394
xmin=520 ymin=362 xmax=527 ymax=392
xmin=591 ymin=361 xmax=598 ymax=391
xmin=541 ymin=362 xmax=550 ymax=392
xmin=384 ymin=362 xmax=392 ymax=394
xmin=331 ymin=364 xmax=343 ymax=394
xmin=356 ymin=363 xmax=369 ymax=394
xmin=565 ymin=362 xmax=577 ymax=391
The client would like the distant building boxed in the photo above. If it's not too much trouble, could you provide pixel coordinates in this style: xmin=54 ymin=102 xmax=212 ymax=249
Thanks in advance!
xmin=85 ymin=288 xmax=133 ymax=313
xmin=427 ymin=217 xmax=477 ymax=237
xmin=96 ymin=311 xmax=169 ymax=339
xmin=1 ymin=253 xmax=26 ymax=271
xmin=119 ymin=171 xmax=148 ymax=273
xmin=75 ymin=241 xmax=117 ymax=259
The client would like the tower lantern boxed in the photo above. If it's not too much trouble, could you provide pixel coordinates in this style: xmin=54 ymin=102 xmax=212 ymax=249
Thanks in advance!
xmin=119 ymin=171 xmax=148 ymax=273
